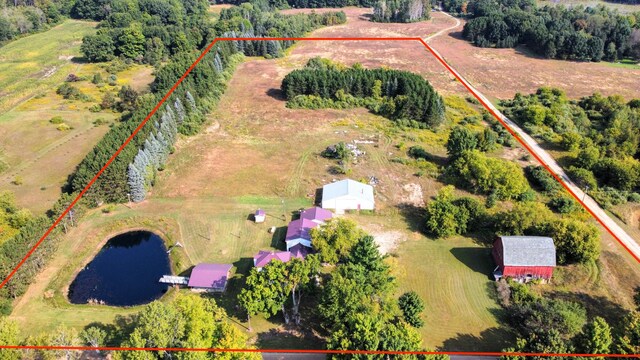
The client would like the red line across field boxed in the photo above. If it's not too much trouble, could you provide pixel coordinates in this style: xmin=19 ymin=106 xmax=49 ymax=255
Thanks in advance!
xmin=1 ymin=36 xmax=638 ymax=357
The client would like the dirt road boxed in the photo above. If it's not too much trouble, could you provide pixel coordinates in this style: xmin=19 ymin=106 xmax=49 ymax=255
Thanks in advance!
xmin=424 ymin=12 xmax=640 ymax=262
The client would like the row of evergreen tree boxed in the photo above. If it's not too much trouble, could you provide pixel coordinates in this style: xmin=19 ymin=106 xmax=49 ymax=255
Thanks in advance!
xmin=0 ymin=2 xmax=346 ymax=314
xmin=127 ymin=96 xmax=185 ymax=202
xmin=372 ymin=0 xmax=432 ymax=23
xmin=444 ymin=0 xmax=640 ymax=62
xmin=281 ymin=58 xmax=446 ymax=128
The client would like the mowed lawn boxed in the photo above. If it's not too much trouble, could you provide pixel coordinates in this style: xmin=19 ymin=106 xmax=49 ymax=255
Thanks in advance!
xmin=0 ymin=20 xmax=97 ymax=113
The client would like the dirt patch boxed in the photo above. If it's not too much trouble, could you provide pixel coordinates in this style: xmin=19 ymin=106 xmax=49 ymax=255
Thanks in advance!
xmin=401 ymin=183 xmax=425 ymax=207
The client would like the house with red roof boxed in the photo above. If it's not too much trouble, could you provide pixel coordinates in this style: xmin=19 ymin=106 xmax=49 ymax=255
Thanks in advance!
xmin=188 ymin=263 xmax=232 ymax=292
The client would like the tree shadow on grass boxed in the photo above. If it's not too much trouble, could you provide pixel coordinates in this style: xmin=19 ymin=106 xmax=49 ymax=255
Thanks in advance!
xmin=266 ymin=88 xmax=286 ymax=101
xmin=447 ymin=30 xmax=464 ymax=40
xmin=396 ymin=203 xmax=428 ymax=234
xmin=256 ymin=327 xmax=325 ymax=350
xmin=450 ymin=247 xmax=494 ymax=279
xmin=440 ymin=326 xmax=515 ymax=352
xmin=211 ymin=257 xmax=255 ymax=324
xmin=271 ymin=226 xmax=288 ymax=250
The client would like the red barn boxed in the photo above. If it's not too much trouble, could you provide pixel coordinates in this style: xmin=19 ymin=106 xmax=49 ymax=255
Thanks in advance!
xmin=492 ymin=236 xmax=556 ymax=282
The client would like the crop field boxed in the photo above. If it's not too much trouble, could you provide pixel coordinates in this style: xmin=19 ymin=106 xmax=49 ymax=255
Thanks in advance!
xmin=0 ymin=20 xmax=155 ymax=213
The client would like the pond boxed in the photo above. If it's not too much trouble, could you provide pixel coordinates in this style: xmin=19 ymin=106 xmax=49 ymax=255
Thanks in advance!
xmin=68 ymin=230 xmax=171 ymax=306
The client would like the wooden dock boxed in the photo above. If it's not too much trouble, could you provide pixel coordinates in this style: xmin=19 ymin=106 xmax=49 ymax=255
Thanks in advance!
xmin=159 ymin=275 xmax=189 ymax=285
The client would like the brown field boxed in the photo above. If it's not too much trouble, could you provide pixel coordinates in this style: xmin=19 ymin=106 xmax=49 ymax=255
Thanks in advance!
xmin=282 ymin=8 xmax=640 ymax=100
xmin=429 ymin=13 xmax=640 ymax=100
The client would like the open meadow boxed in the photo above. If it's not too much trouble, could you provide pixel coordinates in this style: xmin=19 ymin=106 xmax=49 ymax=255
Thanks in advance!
xmin=0 ymin=20 xmax=155 ymax=213
xmin=282 ymin=8 xmax=640 ymax=100
xmin=537 ymin=0 xmax=640 ymax=14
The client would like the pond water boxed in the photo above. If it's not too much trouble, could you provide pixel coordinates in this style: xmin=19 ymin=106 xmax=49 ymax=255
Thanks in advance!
xmin=68 ymin=231 xmax=171 ymax=306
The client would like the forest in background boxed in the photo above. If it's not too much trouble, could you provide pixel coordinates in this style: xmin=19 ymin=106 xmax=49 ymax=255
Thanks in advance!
xmin=442 ymin=0 xmax=640 ymax=61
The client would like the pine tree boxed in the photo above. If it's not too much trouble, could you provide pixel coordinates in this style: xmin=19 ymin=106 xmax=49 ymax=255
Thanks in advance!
xmin=174 ymin=98 xmax=186 ymax=124
xmin=127 ymin=164 xmax=146 ymax=202
xmin=185 ymin=91 xmax=197 ymax=112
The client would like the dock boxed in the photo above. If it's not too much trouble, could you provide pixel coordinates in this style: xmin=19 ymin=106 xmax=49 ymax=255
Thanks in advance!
xmin=159 ymin=275 xmax=189 ymax=285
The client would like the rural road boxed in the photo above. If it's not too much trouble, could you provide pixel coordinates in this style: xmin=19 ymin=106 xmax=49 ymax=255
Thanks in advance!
xmin=423 ymin=11 xmax=640 ymax=262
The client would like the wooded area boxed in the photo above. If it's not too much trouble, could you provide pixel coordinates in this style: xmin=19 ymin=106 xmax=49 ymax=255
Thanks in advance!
xmin=282 ymin=58 xmax=446 ymax=129
xmin=443 ymin=0 xmax=640 ymax=61
xmin=501 ymin=87 xmax=640 ymax=208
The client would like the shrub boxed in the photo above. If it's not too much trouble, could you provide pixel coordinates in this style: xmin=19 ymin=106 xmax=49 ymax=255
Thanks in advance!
xmin=89 ymin=104 xmax=102 ymax=112
xmin=12 ymin=176 xmax=23 ymax=185
xmin=92 ymin=73 xmax=103 ymax=84
xmin=93 ymin=118 xmax=108 ymax=126
xmin=525 ymin=165 xmax=561 ymax=192
xmin=57 ymin=123 xmax=72 ymax=131
xmin=549 ymin=195 xmax=580 ymax=214
xmin=629 ymin=193 xmax=640 ymax=202
xmin=49 ymin=116 xmax=64 ymax=124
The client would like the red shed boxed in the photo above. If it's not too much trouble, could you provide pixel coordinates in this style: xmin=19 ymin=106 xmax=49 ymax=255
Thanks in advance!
xmin=492 ymin=236 xmax=556 ymax=282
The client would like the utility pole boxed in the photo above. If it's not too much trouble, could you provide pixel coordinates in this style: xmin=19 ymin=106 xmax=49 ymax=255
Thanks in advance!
xmin=281 ymin=198 xmax=286 ymax=221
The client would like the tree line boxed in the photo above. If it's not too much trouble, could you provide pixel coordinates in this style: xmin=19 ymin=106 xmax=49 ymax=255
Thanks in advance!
xmin=443 ymin=0 xmax=640 ymax=62
xmin=372 ymin=0 xmax=432 ymax=23
xmin=500 ymin=87 xmax=640 ymax=209
xmin=282 ymin=57 xmax=446 ymax=129
xmin=0 ymin=0 xmax=72 ymax=43
xmin=500 ymin=280 xmax=640 ymax=357
xmin=81 ymin=0 xmax=345 ymax=63
xmin=0 ymin=293 xmax=259 ymax=359
xmin=216 ymin=0 xmax=377 ymax=9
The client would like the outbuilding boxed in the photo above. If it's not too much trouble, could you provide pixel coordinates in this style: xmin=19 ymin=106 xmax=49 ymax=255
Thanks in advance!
xmin=321 ymin=179 xmax=374 ymax=214
xmin=254 ymin=209 xmax=266 ymax=223
xmin=188 ymin=263 xmax=233 ymax=292
xmin=492 ymin=236 xmax=556 ymax=282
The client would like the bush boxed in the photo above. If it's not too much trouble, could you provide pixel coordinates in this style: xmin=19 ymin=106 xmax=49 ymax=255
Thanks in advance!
xmin=49 ymin=116 xmax=64 ymax=124
xmin=525 ymin=165 xmax=561 ymax=192
xmin=89 ymin=104 xmax=102 ymax=112
xmin=549 ymin=195 xmax=580 ymax=214
xmin=629 ymin=193 xmax=640 ymax=202
xmin=57 ymin=123 xmax=72 ymax=131
xmin=92 ymin=73 xmax=103 ymax=84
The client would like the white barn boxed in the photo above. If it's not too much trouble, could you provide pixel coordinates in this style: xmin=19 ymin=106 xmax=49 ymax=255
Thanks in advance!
xmin=321 ymin=179 xmax=374 ymax=214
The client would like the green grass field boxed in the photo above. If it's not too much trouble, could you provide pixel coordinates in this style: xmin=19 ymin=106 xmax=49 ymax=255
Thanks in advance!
xmin=0 ymin=20 xmax=97 ymax=113
xmin=0 ymin=19 xmax=155 ymax=213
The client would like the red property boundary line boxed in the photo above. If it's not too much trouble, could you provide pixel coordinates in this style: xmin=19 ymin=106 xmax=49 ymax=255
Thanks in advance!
xmin=1 ymin=36 xmax=639 ymax=357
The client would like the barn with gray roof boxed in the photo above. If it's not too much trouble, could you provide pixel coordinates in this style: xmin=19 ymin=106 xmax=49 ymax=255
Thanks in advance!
xmin=492 ymin=236 xmax=556 ymax=282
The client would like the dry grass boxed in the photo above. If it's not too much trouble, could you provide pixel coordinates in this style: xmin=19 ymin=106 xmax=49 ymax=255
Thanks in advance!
xmin=428 ymin=12 xmax=640 ymax=100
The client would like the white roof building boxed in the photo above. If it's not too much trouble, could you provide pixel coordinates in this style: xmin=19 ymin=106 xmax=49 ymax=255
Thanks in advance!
xmin=321 ymin=179 xmax=374 ymax=214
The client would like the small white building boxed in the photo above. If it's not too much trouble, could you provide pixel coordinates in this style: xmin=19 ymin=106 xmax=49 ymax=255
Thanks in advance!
xmin=321 ymin=179 xmax=374 ymax=214
xmin=254 ymin=209 xmax=266 ymax=223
